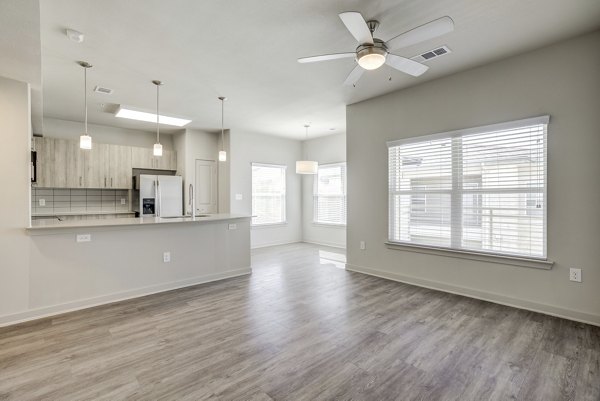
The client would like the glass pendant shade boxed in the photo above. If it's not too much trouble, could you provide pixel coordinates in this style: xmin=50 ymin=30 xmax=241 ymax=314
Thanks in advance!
xmin=219 ymin=150 xmax=227 ymax=162
xmin=80 ymin=134 xmax=92 ymax=150
xmin=296 ymin=160 xmax=318 ymax=174
xmin=153 ymin=143 xmax=163 ymax=156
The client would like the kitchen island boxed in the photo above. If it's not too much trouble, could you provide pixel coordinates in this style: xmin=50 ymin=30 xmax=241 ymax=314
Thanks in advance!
xmin=4 ymin=214 xmax=251 ymax=326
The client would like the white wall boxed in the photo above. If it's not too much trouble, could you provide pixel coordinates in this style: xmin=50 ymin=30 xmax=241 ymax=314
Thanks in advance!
xmin=42 ymin=117 xmax=175 ymax=149
xmin=0 ymin=76 xmax=31 ymax=318
xmin=301 ymin=133 xmax=346 ymax=248
xmin=346 ymin=31 xmax=600 ymax=325
xmin=229 ymin=130 xmax=302 ymax=248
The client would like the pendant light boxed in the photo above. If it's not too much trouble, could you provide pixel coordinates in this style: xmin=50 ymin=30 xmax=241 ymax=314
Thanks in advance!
xmin=152 ymin=80 xmax=163 ymax=156
xmin=296 ymin=124 xmax=318 ymax=174
xmin=218 ymin=96 xmax=227 ymax=162
xmin=78 ymin=61 xmax=93 ymax=150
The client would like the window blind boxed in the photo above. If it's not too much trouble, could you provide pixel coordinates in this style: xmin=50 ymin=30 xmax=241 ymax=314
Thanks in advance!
xmin=314 ymin=163 xmax=347 ymax=225
xmin=252 ymin=163 xmax=286 ymax=225
xmin=388 ymin=116 xmax=548 ymax=259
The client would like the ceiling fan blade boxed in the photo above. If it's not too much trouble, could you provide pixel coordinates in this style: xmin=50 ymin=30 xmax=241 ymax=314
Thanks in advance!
xmin=339 ymin=12 xmax=373 ymax=45
xmin=298 ymin=53 xmax=356 ymax=64
xmin=386 ymin=54 xmax=429 ymax=77
xmin=386 ymin=16 xmax=454 ymax=51
xmin=343 ymin=64 xmax=365 ymax=86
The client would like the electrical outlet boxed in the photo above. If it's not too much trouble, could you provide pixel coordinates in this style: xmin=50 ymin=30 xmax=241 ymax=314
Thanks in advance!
xmin=163 ymin=252 xmax=171 ymax=263
xmin=76 ymin=234 xmax=91 ymax=242
xmin=235 ymin=194 xmax=243 ymax=200
xmin=228 ymin=223 xmax=237 ymax=230
xmin=360 ymin=241 xmax=366 ymax=250
xmin=38 ymin=198 xmax=46 ymax=206
xmin=569 ymin=268 xmax=582 ymax=282
xmin=120 ymin=198 xmax=126 ymax=205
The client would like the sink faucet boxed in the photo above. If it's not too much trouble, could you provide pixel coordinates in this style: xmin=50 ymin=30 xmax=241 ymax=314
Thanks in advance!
xmin=189 ymin=183 xmax=195 ymax=220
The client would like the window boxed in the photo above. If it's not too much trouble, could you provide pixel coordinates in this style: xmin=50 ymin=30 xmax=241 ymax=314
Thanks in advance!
xmin=252 ymin=163 xmax=286 ymax=225
xmin=388 ymin=116 xmax=548 ymax=259
xmin=314 ymin=163 xmax=347 ymax=225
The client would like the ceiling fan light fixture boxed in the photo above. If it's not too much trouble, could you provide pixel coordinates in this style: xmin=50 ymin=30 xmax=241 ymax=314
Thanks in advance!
xmin=356 ymin=45 xmax=387 ymax=70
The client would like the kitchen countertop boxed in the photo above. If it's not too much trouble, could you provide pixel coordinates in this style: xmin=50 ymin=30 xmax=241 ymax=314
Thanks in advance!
xmin=27 ymin=214 xmax=251 ymax=232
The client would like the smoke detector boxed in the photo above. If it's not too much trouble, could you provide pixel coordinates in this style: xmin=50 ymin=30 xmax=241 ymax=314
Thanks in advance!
xmin=65 ymin=29 xmax=84 ymax=43
xmin=93 ymin=86 xmax=113 ymax=95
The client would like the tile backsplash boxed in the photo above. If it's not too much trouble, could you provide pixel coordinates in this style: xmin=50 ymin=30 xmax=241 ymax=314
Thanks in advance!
xmin=31 ymin=188 xmax=130 ymax=215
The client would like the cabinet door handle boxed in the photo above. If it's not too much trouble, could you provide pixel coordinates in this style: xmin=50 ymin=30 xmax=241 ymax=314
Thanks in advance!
xmin=104 ymin=177 xmax=107 ymax=187
xmin=111 ymin=177 xmax=113 ymax=187
xmin=79 ymin=176 xmax=82 ymax=186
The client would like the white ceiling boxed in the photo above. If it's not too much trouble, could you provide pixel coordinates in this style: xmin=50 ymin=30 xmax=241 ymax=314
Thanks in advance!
xmin=33 ymin=0 xmax=600 ymax=138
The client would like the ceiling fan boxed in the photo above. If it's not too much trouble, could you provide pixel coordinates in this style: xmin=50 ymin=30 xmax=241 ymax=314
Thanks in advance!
xmin=298 ymin=12 xmax=454 ymax=86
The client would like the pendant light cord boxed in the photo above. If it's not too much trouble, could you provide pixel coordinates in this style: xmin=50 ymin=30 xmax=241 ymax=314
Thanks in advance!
xmin=84 ymin=66 xmax=88 ymax=135
xmin=304 ymin=124 xmax=310 ymax=159
xmin=221 ymin=99 xmax=224 ymax=150
xmin=156 ymin=84 xmax=160 ymax=144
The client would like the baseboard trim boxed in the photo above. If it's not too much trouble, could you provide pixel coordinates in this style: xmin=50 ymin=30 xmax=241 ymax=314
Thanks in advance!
xmin=0 ymin=267 xmax=252 ymax=328
xmin=302 ymin=240 xmax=346 ymax=249
xmin=346 ymin=263 xmax=600 ymax=327
xmin=251 ymin=240 xmax=300 ymax=249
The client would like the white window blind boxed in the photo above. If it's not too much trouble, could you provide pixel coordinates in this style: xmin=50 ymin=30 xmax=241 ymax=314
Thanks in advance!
xmin=314 ymin=163 xmax=347 ymax=225
xmin=252 ymin=163 xmax=286 ymax=225
xmin=388 ymin=116 xmax=548 ymax=259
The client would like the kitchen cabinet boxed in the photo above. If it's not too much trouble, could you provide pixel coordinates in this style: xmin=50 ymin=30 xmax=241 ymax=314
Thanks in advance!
xmin=33 ymin=137 xmax=55 ymax=188
xmin=108 ymin=144 xmax=132 ymax=189
xmin=131 ymin=147 xmax=154 ymax=169
xmin=85 ymin=143 xmax=109 ymax=188
xmin=33 ymin=138 xmax=174 ymax=189
xmin=132 ymin=146 xmax=177 ymax=170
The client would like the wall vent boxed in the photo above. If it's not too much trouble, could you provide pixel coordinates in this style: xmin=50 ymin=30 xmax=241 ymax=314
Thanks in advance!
xmin=411 ymin=45 xmax=451 ymax=63
xmin=93 ymin=85 xmax=113 ymax=95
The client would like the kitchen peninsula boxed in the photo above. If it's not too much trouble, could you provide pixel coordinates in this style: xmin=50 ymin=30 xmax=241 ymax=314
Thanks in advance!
xmin=14 ymin=212 xmax=251 ymax=325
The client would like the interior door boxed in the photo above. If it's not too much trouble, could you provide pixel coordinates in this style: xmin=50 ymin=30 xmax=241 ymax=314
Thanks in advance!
xmin=195 ymin=159 xmax=217 ymax=214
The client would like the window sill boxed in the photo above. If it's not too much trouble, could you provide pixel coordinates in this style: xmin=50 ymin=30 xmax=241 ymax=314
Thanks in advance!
xmin=312 ymin=222 xmax=347 ymax=228
xmin=384 ymin=242 xmax=554 ymax=270
xmin=251 ymin=222 xmax=288 ymax=229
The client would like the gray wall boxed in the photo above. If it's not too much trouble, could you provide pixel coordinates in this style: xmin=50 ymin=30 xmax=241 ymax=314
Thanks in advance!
xmin=42 ymin=117 xmax=176 ymax=150
xmin=0 ymin=76 xmax=31 ymax=318
xmin=346 ymin=31 xmax=600 ymax=325
xmin=301 ymin=133 xmax=347 ymax=248
xmin=229 ymin=130 xmax=302 ymax=248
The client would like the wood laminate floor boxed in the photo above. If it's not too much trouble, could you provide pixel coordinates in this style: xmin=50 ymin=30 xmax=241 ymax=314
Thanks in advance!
xmin=1 ymin=243 xmax=599 ymax=401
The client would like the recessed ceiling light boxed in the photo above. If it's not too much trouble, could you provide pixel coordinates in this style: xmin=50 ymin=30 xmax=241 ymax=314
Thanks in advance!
xmin=115 ymin=106 xmax=191 ymax=127
xmin=329 ymin=128 xmax=336 ymax=131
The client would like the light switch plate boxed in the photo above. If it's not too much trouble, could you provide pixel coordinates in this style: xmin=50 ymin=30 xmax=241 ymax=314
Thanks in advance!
xmin=38 ymin=198 xmax=46 ymax=206
xmin=235 ymin=194 xmax=243 ymax=201
xmin=120 ymin=198 xmax=126 ymax=205
xmin=76 ymin=234 xmax=91 ymax=242
xmin=163 ymin=252 xmax=171 ymax=263
xmin=228 ymin=223 xmax=237 ymax=230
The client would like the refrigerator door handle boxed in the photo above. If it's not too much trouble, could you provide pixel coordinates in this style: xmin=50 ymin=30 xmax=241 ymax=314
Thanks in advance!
xmin=154 ymin=180 xmax=160 ymax=217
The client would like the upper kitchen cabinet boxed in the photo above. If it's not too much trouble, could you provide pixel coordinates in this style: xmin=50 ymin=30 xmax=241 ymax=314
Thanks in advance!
xmin=33 ymin=137 xmax=55 ymax=188
xmin=108 ymin=144 xmax=132 ymax=189
xmin=85 ymin=143 xmax=110 ymax=188
xmin=33 ymin=138 xmax=139 ymax=189
xmin=131 ymin=146 xmax=177 ymax=170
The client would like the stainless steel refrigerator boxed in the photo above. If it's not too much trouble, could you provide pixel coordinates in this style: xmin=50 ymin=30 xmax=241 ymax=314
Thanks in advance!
xmin=134 ymin=174 xmax=183 ymax=217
